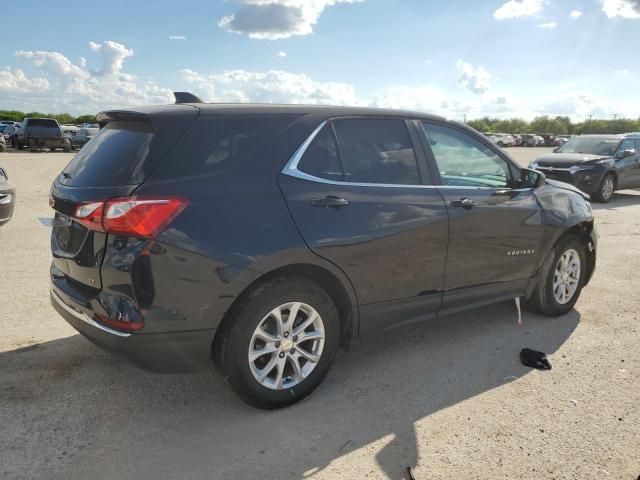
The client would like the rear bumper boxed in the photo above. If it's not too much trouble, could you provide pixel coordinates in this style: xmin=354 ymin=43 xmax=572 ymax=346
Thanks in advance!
xmin=24 ymin=137 xmax=66 ymax=148
xmin=50 ymin=285 xmax=216 ymax=372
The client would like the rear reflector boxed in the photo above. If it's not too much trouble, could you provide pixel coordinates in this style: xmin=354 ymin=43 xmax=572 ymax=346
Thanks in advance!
xmin=73 ymin=196 xmax=188 ymax=238
xmin=95 ymin=314 xmax=145 ymax=332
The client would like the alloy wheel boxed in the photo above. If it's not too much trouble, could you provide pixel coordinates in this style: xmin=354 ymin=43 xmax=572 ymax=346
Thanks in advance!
xmin=601 ymin=176 xmax=614 ymax=201
xmin=248 ymin=302 xmax=325 ymax=390
xmin=552 ymin=248 xmax=581 ymax=305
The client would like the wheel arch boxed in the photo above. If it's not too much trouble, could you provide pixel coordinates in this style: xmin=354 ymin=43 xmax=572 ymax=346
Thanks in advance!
xmin=212 ymin=263 xmax=357 ymax=364
xmin=563 ymin=222 xmax=596 ymax=285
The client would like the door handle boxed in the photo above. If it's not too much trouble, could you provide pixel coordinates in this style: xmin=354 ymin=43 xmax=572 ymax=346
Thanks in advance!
xmin=310 ymin=196 xmax=349 ymax=208
xmin=450 ymin=198 xmax=477 ymax=210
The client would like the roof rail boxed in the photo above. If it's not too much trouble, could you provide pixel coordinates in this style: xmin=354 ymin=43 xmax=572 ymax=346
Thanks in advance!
xmin=174 ymin=91 xmax=204 ymax=104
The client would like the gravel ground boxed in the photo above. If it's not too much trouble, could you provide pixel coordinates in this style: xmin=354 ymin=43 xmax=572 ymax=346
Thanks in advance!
xmin=0 ymin=148 xmax=638 ymax=480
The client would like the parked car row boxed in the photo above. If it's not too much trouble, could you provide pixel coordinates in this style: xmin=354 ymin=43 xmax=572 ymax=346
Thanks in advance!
xmin=0 ymin=118 xmax=98 ymax=152
xmin=483 ymin=132 xmax=576 ymax=148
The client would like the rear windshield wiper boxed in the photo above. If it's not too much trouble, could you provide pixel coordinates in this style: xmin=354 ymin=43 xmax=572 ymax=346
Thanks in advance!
xmin=61 ymin=171 xmax=72 ymax=180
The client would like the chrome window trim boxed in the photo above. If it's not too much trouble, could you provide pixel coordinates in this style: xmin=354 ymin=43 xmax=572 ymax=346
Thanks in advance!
xmin=51 ymin=288 xmax=131 ymax=338
xmin=281 ymin=120 xmax=519 ymax=191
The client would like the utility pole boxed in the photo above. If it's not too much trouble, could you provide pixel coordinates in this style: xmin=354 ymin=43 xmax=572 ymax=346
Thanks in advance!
xmin=463 ymin=114 xmax=467 ymax=123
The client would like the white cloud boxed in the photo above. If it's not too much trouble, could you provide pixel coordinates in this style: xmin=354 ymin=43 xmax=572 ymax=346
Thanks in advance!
xmin=218 ymin=0 xmax=364 ymax=40
xmin=613 ymin=68 xmax=631 ymax=76
xmin=370 ymin=85 xmax=469 ymax=115
xmin=0 ymin=67 xmax=49 ymax=93
xmin=169 ymin=35 xmax=187 ymax=40
xmin=493 ymin=0 xmax=543 ymax=20
xmin=276 ymin=51 xmax=287 ymax=58
xmin=602 ymin=0 xmax=640 ymax=18
xmin=538 ymin=21 xmax=557 ymax=28
xmin=456 ymin=60 xmax=491 ymax=95
xmin=87 ymin=41 xmax=134 ymax=76
xmin=8 ymin=41 xmax=172 ymax=113
xmin=179 ymin=68 xmax=359 ymax=105
xmin=569 ymin=9 xmax=583 ymax=18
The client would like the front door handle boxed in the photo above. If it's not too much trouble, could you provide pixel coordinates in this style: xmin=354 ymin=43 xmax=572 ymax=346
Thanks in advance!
xmin=310 ymin=196 xmax=349 ymax=208
xmin=450 ymin=198 xmax=477 ymax=210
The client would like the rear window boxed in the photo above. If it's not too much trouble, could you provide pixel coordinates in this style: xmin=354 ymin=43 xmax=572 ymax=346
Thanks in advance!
xmin=27 ymin=119 xmax=58 ymax=128
xmin=59 ymin=121 xmax=154 ymax=187
xmin=153 ymin=115 xmax=300 ymax=179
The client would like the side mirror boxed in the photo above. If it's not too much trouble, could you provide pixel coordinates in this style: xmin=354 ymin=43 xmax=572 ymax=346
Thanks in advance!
xmin=520 ymin=168 xmax=546 ymax=189
xmin=552 ymin=146 xmax=560 ymax=153
xmin=621 ymin=149 xmax=635 ymax=158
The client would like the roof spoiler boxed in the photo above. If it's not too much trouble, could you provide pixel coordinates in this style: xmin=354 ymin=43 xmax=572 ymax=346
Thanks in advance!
xmin=174 ymin=91 xmax=204 ymax=104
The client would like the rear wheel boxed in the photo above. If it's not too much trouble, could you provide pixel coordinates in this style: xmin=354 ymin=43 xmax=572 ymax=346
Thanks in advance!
xmin=527 ymin=234 xmax=586 ymax=316
xmin=217 ymin=277 xmax=340 ymax=409
xmin=593 ymin=173 xmax=615 ymax=203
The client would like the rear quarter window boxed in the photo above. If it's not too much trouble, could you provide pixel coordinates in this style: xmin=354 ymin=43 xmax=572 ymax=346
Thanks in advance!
xmin=152 ymin=114 xmax=300 ymax=179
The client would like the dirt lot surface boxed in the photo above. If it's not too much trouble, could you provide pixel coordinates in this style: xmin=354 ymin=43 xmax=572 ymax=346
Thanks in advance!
xmin=1 ymin=148 xmax=638 ymax=480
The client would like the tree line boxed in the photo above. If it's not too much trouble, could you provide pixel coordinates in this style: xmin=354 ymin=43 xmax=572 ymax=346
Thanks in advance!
xmin=0 ymin=110 xmax=97 ymax=125
xmin=466 ymin=115 xmax=640 ymax=136
xmin=2 ymin=109 xmax=639 ymax=135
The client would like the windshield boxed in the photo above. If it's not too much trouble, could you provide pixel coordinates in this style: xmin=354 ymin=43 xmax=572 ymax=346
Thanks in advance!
xmin=556 ymin=137 xmax=620 ymax=156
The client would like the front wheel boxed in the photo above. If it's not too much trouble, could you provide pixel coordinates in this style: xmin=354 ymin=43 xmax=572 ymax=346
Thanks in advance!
xmin=593 ymin=173 xmax=615 ymax=203
xmin=527 ymin=234 xmax=586 ymax=316
xmin=216 ymin=277 xmax=340 ymax=409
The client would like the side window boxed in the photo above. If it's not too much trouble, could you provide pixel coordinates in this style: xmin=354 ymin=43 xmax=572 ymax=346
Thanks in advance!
xmin=154 ymin=114 xmax=300 ymax=179
xmin=332 ymin=118 xmax=421 ymax=185
xmin=635 ymin=139 xmax=640 ymax=153
xmin=297 ymin=124 xmax=343 ymax=181
xmin=421 ymin=122 xmax=511 ymax=188
xmin=616 ymin=138 xmax=635 ymax=156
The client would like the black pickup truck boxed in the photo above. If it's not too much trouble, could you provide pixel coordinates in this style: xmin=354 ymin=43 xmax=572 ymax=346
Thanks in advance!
xmin=15 ymin=118 xmax=70 ymax=152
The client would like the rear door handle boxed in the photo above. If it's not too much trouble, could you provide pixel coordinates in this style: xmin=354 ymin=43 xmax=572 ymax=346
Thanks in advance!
xmin=310 ymin=196 xmax=349 ymax=208
xmin=450 ymin=198 xmax=477 ymax=210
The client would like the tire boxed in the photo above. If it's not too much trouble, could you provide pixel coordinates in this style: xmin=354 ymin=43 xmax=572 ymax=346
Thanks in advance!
xmin=49 ymin=147 xmax=56 ymax=152
xmin=527 ymin=234 xmax=587 ymax=316
xmin=17 ymin=143 xmax=24 ymax=151
xmin=497 ymin=141 xmax=504 ymax=147
xmin=593 ymin=173 xmax=615 ymax=203
xmin=0 ymin=144 xmax=5 ymax=153
xmin=216 ymin=276 xmax=340 ymax=409
xmin=63 ymin=146 xmax=71 ymax=153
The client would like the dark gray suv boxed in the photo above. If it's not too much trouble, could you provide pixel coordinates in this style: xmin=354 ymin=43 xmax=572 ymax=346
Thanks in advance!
xmin=530 ymin=133 xmax=640 ymax=202
xmin=49 ymin=94 xmax=597 ymax=408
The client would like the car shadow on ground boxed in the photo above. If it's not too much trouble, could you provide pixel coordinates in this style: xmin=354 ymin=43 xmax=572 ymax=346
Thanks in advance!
xmin=591 ymin=190 xmax=639 ymax=211
xmin=1 ymin=301 xmax=579 ymax=480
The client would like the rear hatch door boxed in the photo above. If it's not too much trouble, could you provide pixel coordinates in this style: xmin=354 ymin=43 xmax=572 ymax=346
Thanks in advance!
xmin=26 ymin=119 xmax=62 ymax=139
xmin=50 ymin=107 xmax=198 ymax=289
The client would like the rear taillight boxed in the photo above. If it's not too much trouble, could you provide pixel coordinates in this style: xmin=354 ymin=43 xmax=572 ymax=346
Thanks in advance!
xmin=73 ymin=196 xmax=188 ymax=238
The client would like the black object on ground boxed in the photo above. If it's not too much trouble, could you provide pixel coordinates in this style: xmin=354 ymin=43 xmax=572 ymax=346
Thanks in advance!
xmin=520 ymin=348 xmax=552 ymax=370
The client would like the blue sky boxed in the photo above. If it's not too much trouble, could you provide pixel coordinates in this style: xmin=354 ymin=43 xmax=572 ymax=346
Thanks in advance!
xmin=0 ymin=0 xmax=639 ymax=119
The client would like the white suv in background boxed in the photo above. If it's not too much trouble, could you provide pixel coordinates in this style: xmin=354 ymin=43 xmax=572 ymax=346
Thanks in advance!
xmin=483 ymin=133 xmax=516 ymax=147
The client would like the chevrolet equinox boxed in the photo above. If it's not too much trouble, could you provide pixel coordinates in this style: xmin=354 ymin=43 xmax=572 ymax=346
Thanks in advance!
xmin=50 ymin=93 xmax=597 ymax=408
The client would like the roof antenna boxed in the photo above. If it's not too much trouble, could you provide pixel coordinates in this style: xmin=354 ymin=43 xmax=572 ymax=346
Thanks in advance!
xmin=174 ymin=92 xmax=204 ymax=104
